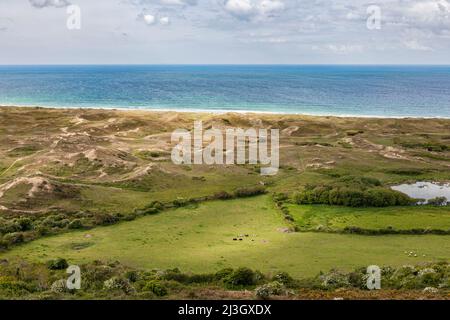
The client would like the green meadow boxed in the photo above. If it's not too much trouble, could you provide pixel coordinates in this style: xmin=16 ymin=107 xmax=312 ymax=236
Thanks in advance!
xmin=2 ymin=196 xmax=449 ymax=278
xmin=288 ymin=204 xmax=450 ymax=232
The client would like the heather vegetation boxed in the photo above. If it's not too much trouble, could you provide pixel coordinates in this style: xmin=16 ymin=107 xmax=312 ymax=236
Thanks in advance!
xmin=0 ymin=259 xmax=447 ymax=300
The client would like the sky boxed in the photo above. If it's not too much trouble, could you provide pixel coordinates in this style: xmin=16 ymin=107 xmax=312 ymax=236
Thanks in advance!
xmin=0 ymin=0 xmax=449 ymax=64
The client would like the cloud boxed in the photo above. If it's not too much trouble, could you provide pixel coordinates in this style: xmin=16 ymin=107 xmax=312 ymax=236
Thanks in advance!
xmin=28 ymin=0 xmax=71 ymax=8
xmin=159 ymin=16 xmax=170 ymax=25
xmin=143 ymin=14 xmax=156 ymax=25
xmin=138 ymin=11 xmax=171 ymax=26
xmin=324 ymin=44 xmax=364 ymax=54
xmin=258 ymin=0 xmax=285 ymax=15
xmin=403 ymin=40 xmax=434 ymax=51
xmin=222 ymin=0 xmax=286 ymax=20
xmin=223 ymin=0 xmax=255 ymax=19
xmin=159 ymin=0 xmax=197 ymax=5
xmin=132 ymin=0 xmax=197 ymax=7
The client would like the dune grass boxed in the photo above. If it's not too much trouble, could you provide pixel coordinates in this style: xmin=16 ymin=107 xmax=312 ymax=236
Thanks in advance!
xmin=2 ymin=196 xmax=449 ymax=278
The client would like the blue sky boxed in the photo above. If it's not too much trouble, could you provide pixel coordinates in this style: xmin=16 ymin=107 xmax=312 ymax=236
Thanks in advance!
xmin=0 ymin=0 xmax=449 ymax=64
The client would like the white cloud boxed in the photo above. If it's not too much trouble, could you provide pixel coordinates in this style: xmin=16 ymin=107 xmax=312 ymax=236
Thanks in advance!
xmin=143 ymin=14 xmax=156 ymax=25
xmin=258 ymin=0 xmax=285 ymax=15
xmin=222 ymin=0 xmax=285 ymax=20
xmin=224 ymin=0 xmax=255 ymax=19
xmin=403 ymin=40 xmax=433 ymax=51
xmin=159 ymin=16 xmax=170 ymax=25
xmin=28 ymin=0 xmax=71 ymax=8
xmin=159 ymin=0 xmax=197 ymax=5
xmin=326 ymin=44 xmax=364 ymax=54
xmin=1 ymin=0 xmax=450 ymax=64
xmin=345 ymin=11 xmax=360 ymax=20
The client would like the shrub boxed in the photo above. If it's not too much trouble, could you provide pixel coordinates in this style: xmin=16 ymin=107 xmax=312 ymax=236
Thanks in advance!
xmin=162 ymin=269 xmax=189 ymax=283
xmin=143 ymin=280 xmax=167 ymax=296
xmin=0 ymin=239 xmax=9 ymax=250
xmin=234 ymin=186 xmax=266 ymax=198
xmin=103 ymin=277 xmax=134 ymax=294
xmin=0 ymin=276 xmax=33 ymax=295
xmin=42 ymin=215 xmax=70 ymax=228
xmin=211 ymin=191 xmax=233 ymax=200
xmin=3 ymin=232 xmax=25 ymax=245
xmin=272 ymin=192 xmax=289 ymax=202
xmin=188 ymin=274 xmax=216 ymax=284
xmin=82 ymin=265 xmax=115 ymax=290
xmin=428 ymin=197 xmax=448 ymax=206
xmin=95 ymin=213 xmax=119 ymax=226
xmin=319 ymin=270 xmax=350 ymax=289
xmin=173 ymin=198 xmax=189 ymax=208
xmin=50 ymin=279 xmax=68 ymax=293
xmin=68 ymin=219 xmax=83 ymax=229
xmin=47 ymin=258 xmax=69 ymax=270
xmin=36 ymin=226 xmax=51 ymax=236
xmin=294 ymin=184 xmax=414 ymax=208
xmin=215 ymin=268 xmax=234 ymax=281
xmin=16 ymin=218 xmax=34 ymax=231
xmin=223 ymin=267 xmax=256 ymax=288
xmin=125 ymin=271 xmax=140 ymax=283
xmin=255 ymin=281 xmax=285 ymax=299
xmin=272 ymin=272 xmax=294 ymax=287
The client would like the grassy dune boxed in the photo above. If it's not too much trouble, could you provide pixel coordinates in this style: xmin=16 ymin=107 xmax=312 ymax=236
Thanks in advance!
xmin=2 ymin=196 xmax=449 ymax=278
xmin=0 ymin=106 xmax=450 ymax=286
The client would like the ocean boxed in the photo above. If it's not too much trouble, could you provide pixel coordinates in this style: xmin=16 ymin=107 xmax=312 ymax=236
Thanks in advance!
xmin=0 ymin=65 xmax=450 ymax=117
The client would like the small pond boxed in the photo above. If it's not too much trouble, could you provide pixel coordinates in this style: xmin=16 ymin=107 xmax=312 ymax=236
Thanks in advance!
xmin=391 ymin=182 xmax=450 ymax=204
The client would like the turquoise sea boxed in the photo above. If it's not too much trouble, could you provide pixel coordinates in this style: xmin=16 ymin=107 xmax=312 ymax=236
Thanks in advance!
xmin=1 ymin=65 xmax=450 ymax=117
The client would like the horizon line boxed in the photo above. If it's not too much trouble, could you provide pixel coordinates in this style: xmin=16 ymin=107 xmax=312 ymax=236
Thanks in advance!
xmin=1 ymin=63 xmax=450 ymax=67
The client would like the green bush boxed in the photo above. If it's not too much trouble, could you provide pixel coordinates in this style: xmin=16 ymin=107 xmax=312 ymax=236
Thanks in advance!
xmin=272 ymin=272 xmax=294 ymax=287
xmin=0 ymin=276 xmax=33 ymax=295
xmin=255 ymin=281 xmax=285 ymax=299
xmin=103 ymin=277 xmax=135 ymax=294
xmin=95 ymin=213 xmax=119 ymax=226
xmin=143 ymin=280 xmax=167 ymax=296
xmin=125 ymin=271 xmax=140 ymax=283
xmin=50 ymin=279 xmax=68 ymax=293
xmin=215 ymin=268 xmax=234 ymax=281
xmin=16 ymin=218 xmax=34 ymax=231
xmin=272 ymin=192 xmax=289 ymax=202
xmin=211 ymin=191 xmax=233 ymax=200
xmin=234 ymin=186 xmax=266 ymax=198
xmin=47 ymin=258 xmax=69 ymax=270
xmin=68 ymin=219 xmax=83 ymax=229
xmin=173 ymin=198 xmax=189 ymax=208
xmin=223 ymin=267 xmax=256 ymax=288
xmin=319 ymin=270 xmax=350 ymax=289
xmin=294 ymin=185 xmax=413 ymax=207
xmin=3 ymin=232 xmax=24 ymax=245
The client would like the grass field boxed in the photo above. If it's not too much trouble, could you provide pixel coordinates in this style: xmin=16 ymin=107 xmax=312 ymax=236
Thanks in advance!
xmin=287 ymin=204 xmax=450 ymax=232
xmin=2 ymin=196 xmax=449 ymax=278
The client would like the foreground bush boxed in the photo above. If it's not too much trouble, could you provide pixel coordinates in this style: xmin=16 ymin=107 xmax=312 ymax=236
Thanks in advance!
xmin=255 ymin=281 xmax=285 ymax=299
xmin=0 ymin=260 xmax=448 ymax=300
xmin=223 ymin=267 xmax=259 ymax=288
xmin=143 ymin=280 xmax=168 ymax=296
